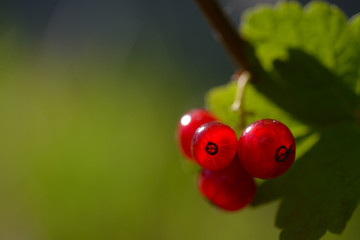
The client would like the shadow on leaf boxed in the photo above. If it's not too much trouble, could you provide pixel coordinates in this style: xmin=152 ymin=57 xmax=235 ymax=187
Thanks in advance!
xmin=254 ymin=49 xmax=358 ymax=126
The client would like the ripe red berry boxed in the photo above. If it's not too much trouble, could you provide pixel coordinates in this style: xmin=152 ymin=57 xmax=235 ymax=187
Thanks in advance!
xmin=177 ymin=109 xmax=217 ymax=159
xmin=192 ymin=122 xmax=237 ymax=170
xmin=238 ymin=119 xmax=296 ymax=179
xmin=198 ymin=159 xmax=256 ymax=211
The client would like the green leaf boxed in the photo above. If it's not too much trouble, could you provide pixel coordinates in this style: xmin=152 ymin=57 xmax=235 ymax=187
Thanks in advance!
xmin=224 ymin=1 xmax=360 ymax=239
xmin=241 ymin=1 xmax=359 ymax=125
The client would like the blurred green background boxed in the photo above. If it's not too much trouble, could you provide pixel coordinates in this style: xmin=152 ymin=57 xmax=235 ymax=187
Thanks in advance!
xmin=0 ymin=1 xmax=359 ymax=239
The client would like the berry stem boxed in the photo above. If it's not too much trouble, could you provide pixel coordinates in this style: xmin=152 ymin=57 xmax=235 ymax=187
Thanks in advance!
xmin=194 ymin=0 xmax=252 ymax=71
xmin=231 ymin=71 xmax=250 ymax=130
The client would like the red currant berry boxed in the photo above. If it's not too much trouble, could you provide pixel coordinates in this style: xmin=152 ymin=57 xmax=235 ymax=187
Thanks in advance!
xmin=198 ymin=159 xmax=256 ymax=211
xmin=192 ymin=122 xmax=237 ymax=170
xmin=177 ymin=109 xmax=217 ymax=159
xmin=238 ymin=119 xmax=296 ymax=179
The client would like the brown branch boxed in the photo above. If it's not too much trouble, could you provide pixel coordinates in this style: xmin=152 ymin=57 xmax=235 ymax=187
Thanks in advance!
xmin=194 ymin=0 xmax=251 ymax=71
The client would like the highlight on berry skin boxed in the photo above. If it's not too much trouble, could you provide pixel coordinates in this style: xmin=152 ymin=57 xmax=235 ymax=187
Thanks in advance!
xmin=176 ymin=109 xmax=217 ymax=160
xmin=191 ymin=121 xmax=238 ymax=170
xmin=238 ymin=119 xmax=296 ymax=179
xmin=197 ymin=159 xmax=256 ymax=211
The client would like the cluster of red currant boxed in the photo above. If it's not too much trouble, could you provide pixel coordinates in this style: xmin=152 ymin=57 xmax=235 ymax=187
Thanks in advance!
xmin=176 ymin=109 xmax=296 ymax=211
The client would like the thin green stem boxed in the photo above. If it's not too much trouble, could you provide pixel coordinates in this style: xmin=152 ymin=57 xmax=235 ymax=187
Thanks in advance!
xmin=231 ymin=71 xmax=250 ymax=130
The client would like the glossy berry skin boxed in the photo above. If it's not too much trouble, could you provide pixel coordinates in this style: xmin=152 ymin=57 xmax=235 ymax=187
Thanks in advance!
xmin=198 ymin=159 xmax=256 ymax=211
xmin=177 ymin=109 xmax=217 ymax=160
xmin=192 ymin=122 xmax=237 ymax=170
xmin=238 ymin=119 xmax=296 ymax=179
